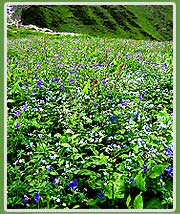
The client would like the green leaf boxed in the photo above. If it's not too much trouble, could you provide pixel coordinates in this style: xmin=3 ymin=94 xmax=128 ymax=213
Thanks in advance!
xmin=149 ymin=164 xmax=166 ymax=179
xmin=134 ymin=173 xmax=146 ymax=191
xmin=50 ymin=171 xmax=58 ymax=176
xmin=72 ymin=147 xmax=78 ymax=153
xmin=82 ymin=80 xmax=91 ymax=95
xmin=61 ymin=143 xmax=71 ymax=148
xmin=126 ymin=194 xmax=131 ymax=209
xmin=133 ymin=192 xmax=143 ymax=209
xmin=113 ymin=173 xmax=126 ymax=199
xmin=72 ymin=205 xmax=80 ymax=209
xmin=104 ymin=182 xmax=113 ymax=199
xmin=144 ymin=197 xmax=163 ymax=209
xmin=133 ymin=145 xmax=139 ymax=154
xmin=99 ymin=153 xmax=108 ymax=164
xmin=7 ymin=99 xmax=15 ymax=103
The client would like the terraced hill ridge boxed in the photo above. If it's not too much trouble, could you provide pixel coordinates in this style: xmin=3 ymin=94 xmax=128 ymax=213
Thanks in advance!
xmin=21 ymin=5 xmax=173 ymax=41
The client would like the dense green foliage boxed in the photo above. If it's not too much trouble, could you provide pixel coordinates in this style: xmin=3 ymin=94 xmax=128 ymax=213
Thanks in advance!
xmin=21 ymin=5 xmax=173 ymax=41
xmin=7 ymin=31 xmax=173 ymax=209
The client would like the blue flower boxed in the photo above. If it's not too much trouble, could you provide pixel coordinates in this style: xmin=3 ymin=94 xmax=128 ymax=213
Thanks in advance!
xmin=32 ymin=90 xmax=36 ymax=95
xmin=46 ymin=165 xmax=53 ymax=171
xmin=22 ymin=105 xmax=27 ymax=112
xmin=61 ymin=87 xmax=65 ymax=91
xmin=19 ymin=82 xmax=23 ymax=87
xmin=166 ymin=166 xmax=173 ymax=177
xmin=138 ymin=94 xmax=143 ymax=101
xmin=164 ymin=147 xmax=172 ymax=157
xmin=68 ymin=180 xmax=78 ymax=189
xmin=130 ymin=178 xmax=136 ymax=185
xmin=23 ymin=194 xmax=29 ymax=205
xmin=15 ymin=122 xmax=19 ymax=129
xmin=102 ymin=80 xmax=106 ymax=85
xmin=93 ymin=103 xmax=98 ymax=108
xmin=110 ymin=116 xmax=116 ymax=122
xmin=37 ymin=80 xmax=42 ymax=87
xmin=98 ymin=193 xmax=104 ymax=199
xmin=143 ymin=162 xmax=148 ymax=171
xmin=136 ymin=112 xmax=140 ymax=117
xmin=34 ymin=192 xmax=40 ymax=203
xmin=120 ymin=100 xmax=126 ymax=107
xmin=160 ymin=174 xmax=163 ymax=179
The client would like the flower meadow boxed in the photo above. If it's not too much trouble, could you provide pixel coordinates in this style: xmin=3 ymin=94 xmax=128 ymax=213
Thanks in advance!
xmin=7 ymin=34 xmax=174 ymax=209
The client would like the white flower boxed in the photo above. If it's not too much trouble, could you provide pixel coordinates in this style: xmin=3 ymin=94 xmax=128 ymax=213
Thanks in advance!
xmin=66 ymin=129 xmax=73 ymax=134
xmin=56 ymin=198 xmax=60 ymax=203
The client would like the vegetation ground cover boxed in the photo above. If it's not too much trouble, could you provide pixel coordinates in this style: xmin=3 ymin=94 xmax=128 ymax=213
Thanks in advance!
xmin=7 ymin=32 xmax=173 ymax=209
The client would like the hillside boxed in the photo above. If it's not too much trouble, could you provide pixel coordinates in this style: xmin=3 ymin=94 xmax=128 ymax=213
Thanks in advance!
xmin=20 ymin=5 xmax=173 ymax=41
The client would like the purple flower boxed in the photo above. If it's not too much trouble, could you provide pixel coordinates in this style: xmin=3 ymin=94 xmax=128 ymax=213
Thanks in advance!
xmin=23 ymin=194 xmax=29 ymax=205
xmin=16 ymin=60 xmax=20 ymax=65
xmin=34 ymin=192 xmax=40 ymax=203
xmin=98 ymin=193 xmax=104 ymax=199
xmin=164 ymin=147 xmax=172 ymax=157
xmin=26 ymin=82 xmax=29 ymax=86
xmin=162 ymin=63 xmax=168 ymax=69
xmin=34 ymin=73 xmax=38 ymax=77
xmin=37 ymin=80 xmax=42 ymax=87
xmin=22 ymin=105 xmax=27 ymax=112
xmin=110 ymin=116 xmax=116 ymax=122
xmin=68 ymin=180 xmax=78 ymax=189
xmin=70 ymin=79 xmax=74 ymax=84
xmin=138 ymin=94 xmax=143 ymax=101
xmin=143 ymin=162 xmax=148 ymax=171
xmin=130 ymin=178 xmax=136 ymax=185
xmin=52 ymin=77 xmax=59 ymax=82
xmin=53 ymin=178 xmax=60 ymax=184
xmin=69 ymin=71 xmax=73 ymax=75
xmin=19 ymin=82 xmax=23 ymax=87
xmin=15 ymin=122 xmax=19 ymax=129
xmin=16 ymin=111 xmax=20 ymax=117
xmin=55 ymin=77 xmax=59 ymax=82
xmin=93 ymin=103 xmax=98 ymax=108
xmin=46 ymin=165 xmax=53 ymax=171
xmin=166 ymin=166 xmax=173 ymax=177
xmin=61 ymin=87 xmax=65 ymax=91
xmin=129 ymin=117 xmax=134 ymax=122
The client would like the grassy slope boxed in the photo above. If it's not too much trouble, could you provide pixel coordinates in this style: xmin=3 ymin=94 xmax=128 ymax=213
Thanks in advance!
xmin=19 ymin=5 xmax=173 ymax=41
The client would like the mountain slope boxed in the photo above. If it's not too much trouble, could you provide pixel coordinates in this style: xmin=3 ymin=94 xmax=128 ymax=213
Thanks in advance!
xmin=21 ymin=5 xmax=173 ymax=41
